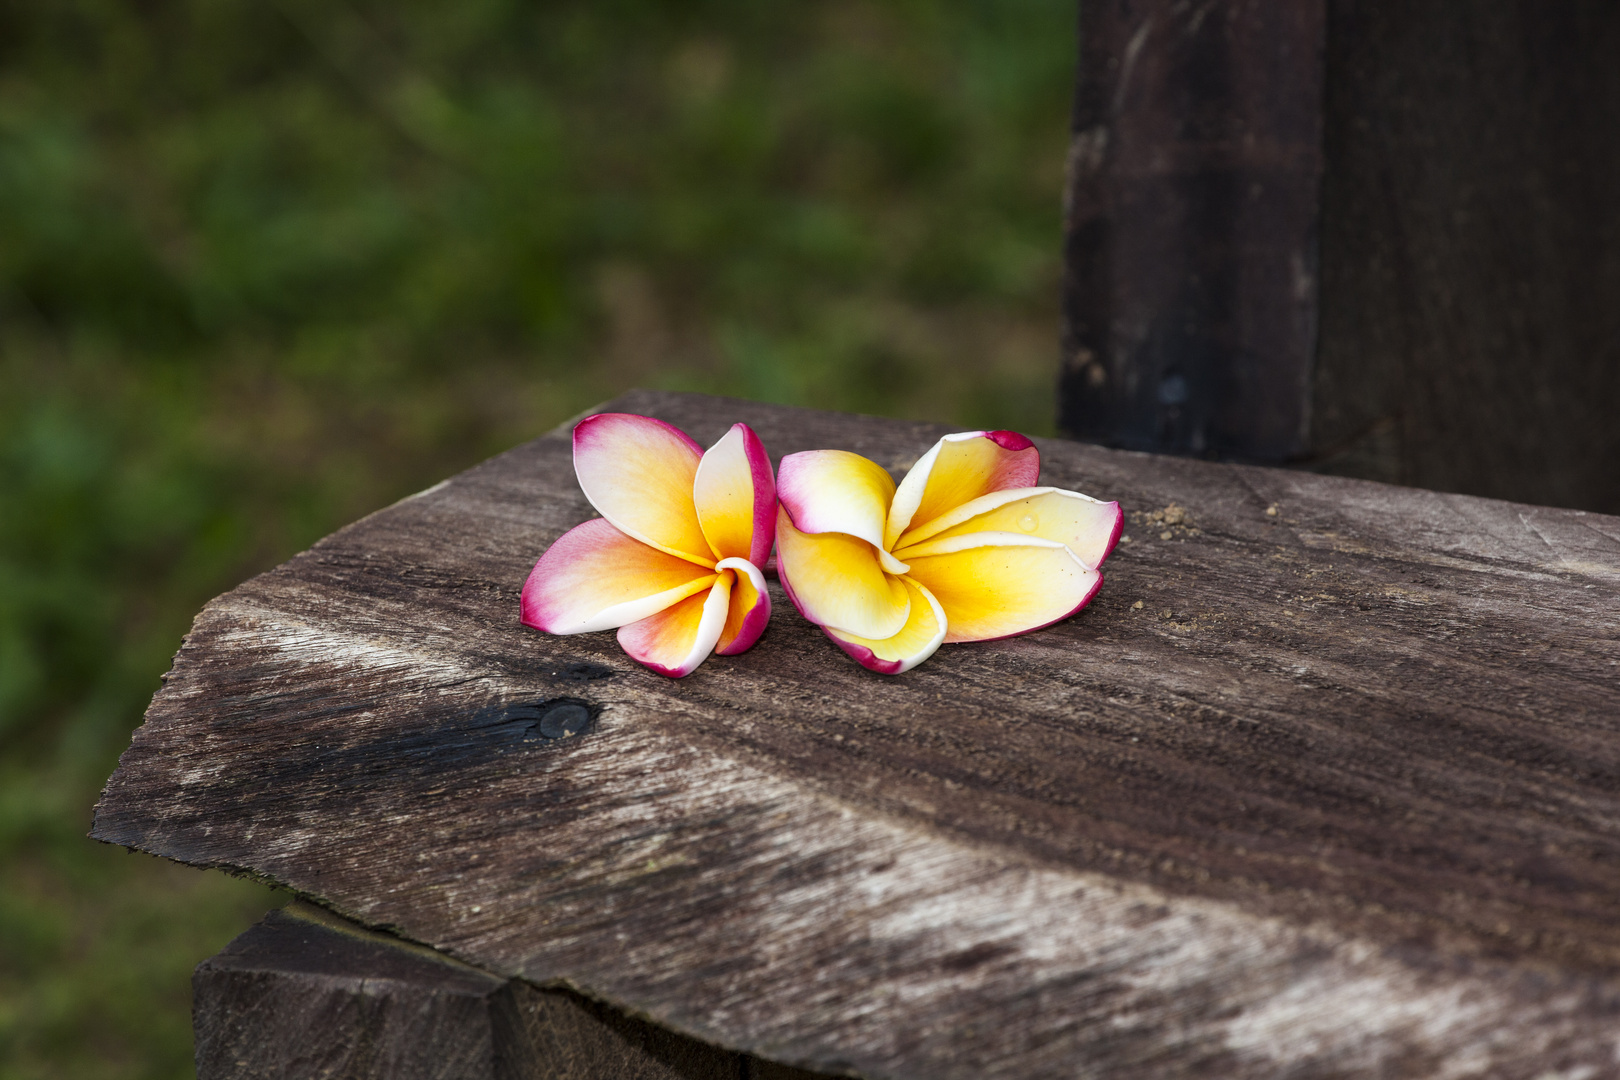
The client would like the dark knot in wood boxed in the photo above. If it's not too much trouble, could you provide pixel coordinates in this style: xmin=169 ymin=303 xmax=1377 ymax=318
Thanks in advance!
xmin=537 ymin=701 xmax=593 ymax=739
xmin=492 ymin=698 xmax=597 ymax=741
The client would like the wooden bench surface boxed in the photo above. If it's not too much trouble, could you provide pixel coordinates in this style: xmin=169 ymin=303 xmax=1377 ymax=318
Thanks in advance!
xmin=94 ymin=390 xmax=1620 ymax=1079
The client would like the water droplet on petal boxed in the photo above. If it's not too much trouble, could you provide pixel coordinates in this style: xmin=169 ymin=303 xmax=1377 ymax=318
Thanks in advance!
xmin=1017 ymin=513 xmax=1039 ymax=532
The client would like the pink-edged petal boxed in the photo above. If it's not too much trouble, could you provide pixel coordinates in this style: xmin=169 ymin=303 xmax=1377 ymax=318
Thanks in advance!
xmin=774 ymin=504 xmax=911 ymax=640
xmin=901 ymin=535 xmax=1100 ymax=643
xmin=521 ymin=518 xmax=718 ymax=634
xmin=693 ymin=423 xmax=776 ymax=566
xmin=777 ymin=449 xmax=896 ymax=552
xmin=894 ymin=487 xmax=1123 ymax=569
xmin=573 ymin=413 xmax=714 ymax=567
xmin=714 ymin=557 xmax=771 ymax=655
xmin=823 ymin=576 xmax=947 ymax=674
xmin=616 ymin=573 xmax=731 ymax=677
xmin=884 ymin=431 xmax=1040 ymax=549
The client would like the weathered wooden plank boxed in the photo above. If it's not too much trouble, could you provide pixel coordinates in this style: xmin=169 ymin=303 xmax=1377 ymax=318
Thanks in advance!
xmin=195 ymin=899 xmax=767 ymax=1079
xmin=98 ymin=391 xmax=1620 ymax=1078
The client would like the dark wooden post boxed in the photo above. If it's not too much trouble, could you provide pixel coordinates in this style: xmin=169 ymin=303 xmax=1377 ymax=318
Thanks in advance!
xmin=1061 ymin=0 xmax=1326 ymax=462
xmin=194 ymin=903 xmax=527 ymax=1079
xmin=1062 ymin=0 xmax=1620 ymax=514
xmin=194 ymin=900 xmax=823 ymax=1079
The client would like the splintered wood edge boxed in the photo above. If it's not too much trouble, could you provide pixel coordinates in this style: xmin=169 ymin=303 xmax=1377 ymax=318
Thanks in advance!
xmin=93 ymin=390 xmax=1620 ymax=1080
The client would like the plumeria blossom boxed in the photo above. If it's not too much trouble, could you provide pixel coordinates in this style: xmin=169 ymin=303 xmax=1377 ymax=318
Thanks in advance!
xmin=521 ymin=414 xmax=775 ymax=677
xmin=775 ymin=431 xmax=1121 ymax=673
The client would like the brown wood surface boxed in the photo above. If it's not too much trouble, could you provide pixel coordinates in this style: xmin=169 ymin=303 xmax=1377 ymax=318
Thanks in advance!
xmin=1060 ymin=0 xmax=1325 ymax=461
xmin=1310 ymin=0 xmax=1620 ymax=512
xmin=195 ymin=900 xmax=806 ymax=1080
xmin=97 ymin=391 xmax=1620 ymax=1078
xmin=1060 ymin=0 xmax=1620 ymax=515
xmin=195 ymin=902 xmax=517 ymax=1080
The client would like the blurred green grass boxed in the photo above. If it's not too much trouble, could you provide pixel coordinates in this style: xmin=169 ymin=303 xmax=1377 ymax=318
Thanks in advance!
xmin=0 ymin=0 xmax=1075 ymax=1075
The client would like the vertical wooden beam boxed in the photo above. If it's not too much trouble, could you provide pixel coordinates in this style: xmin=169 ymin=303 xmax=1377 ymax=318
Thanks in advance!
xmin=194 ymin=902 xmax=827 ymax=1079
xmin=1060 ymin=0 xmax=1326 ymax=461
xmin=1309 ymin=0 xmax=1620 ymax=511
xmin=1062 ymin=0 xmax=1620 ymax=513
xmin=194 ymin=903 xmax=519 ymax=1079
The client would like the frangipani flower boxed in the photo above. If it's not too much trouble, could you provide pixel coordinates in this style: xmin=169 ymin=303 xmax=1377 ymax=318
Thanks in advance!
xmin=775 ymin=431 xmax=1121 ymax=673
xmin=521 ymin=413 xmax=775 ymax=677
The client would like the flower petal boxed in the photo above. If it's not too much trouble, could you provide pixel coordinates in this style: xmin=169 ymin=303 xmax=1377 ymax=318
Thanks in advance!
xmin=823 ymin=576 xmax=946 ymax=674
xmin=901 ymin=535 xmax=1100 ymax=643
xmin=777 ymin=449 xmax=896 ymax=551
xmin=693 ymin=423 xmax=776 ymax=565
xmin=885 ymin=431 xmax=1040 ymax=549
xmin=894 ymin=487 xmax=1123 ymax=569
xmin=775 ymin=505 xmax=911 ymax=639
xmin=616 ymin=573 xmax=732 ymax=677
xmin=573 ymin=413 xmax=714 ymax=567
xmin=714 ymin=557 xmax=771 ymax=655
xmin=521 ymin=518 xmax=718 ymax=634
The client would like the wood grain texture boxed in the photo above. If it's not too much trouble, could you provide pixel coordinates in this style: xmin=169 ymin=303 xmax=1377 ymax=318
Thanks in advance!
xmin=1309 ymin=0 xmax=1620 ymax=513
xmin=195 ymin=902 xmax=511 ymax=1080
xmin=1060 ymin=0 xmax=1325 ymax=460
xmin=97 ymin=391 xmax=1620 ymax=1078
xmin=196 ymin=900 xmax=762 ymax=1079
xmin=1061 ymin=0 xmax=1620 ymax=513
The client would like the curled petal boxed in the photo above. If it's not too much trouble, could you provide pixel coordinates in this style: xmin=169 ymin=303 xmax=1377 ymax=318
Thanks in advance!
xmin=574 ymin=413 xmax=713 ymax=567
xmin=616 ymin=573 xmax=732 ymax=677
xmin=694 ymin=423 xmax=776 ymax=566
xmin=775 ymin=505 xmax=911 ymax=640
xmin=885 ymin=431 xmax=1040 ymax=550
xmin=902 ymin=536 xmax=1100 ymax=643
xmin=895 ymin=487 xmax=1123 ymax=570
xmin=521 ymin=518 xmax=717 ymax=634
xmin=777 ymin=449 xmax=896 ymax=551
xmin=824 ymin=576 xmax=947 ymax=675
xmin=714 ymin=557 xmax=771 ymax=655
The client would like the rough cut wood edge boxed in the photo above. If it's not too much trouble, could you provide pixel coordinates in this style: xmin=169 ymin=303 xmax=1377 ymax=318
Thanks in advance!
xmin=94 ymin=390 xmax=1620 ymax=1080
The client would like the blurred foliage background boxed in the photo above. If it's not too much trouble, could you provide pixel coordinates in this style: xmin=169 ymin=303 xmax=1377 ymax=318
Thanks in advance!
xmin=0 ymin=0 xmax=1076 ymax=1075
